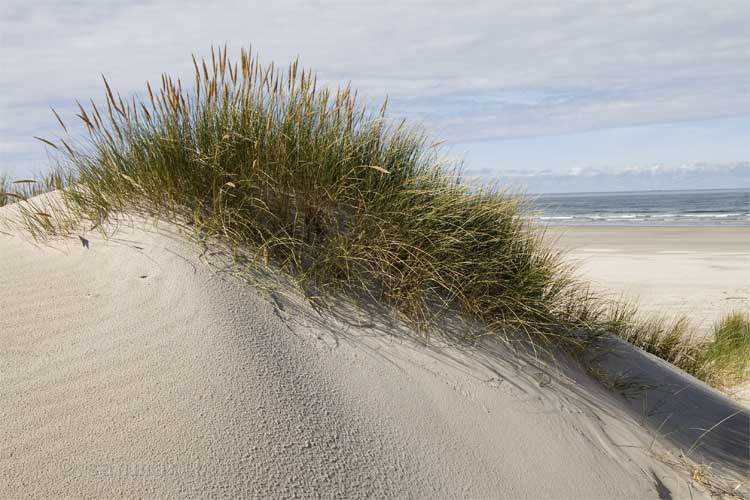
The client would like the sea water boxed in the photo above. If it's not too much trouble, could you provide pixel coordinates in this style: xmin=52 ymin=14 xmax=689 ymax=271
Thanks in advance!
xmin=530 ymin=188 xmax=750 ymax=226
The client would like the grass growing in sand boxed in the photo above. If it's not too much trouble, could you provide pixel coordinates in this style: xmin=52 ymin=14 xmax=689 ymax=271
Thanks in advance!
xmin=607 ymin=307 xmax=750 ymax=390
xmin=698 ymin=311 xmax=750 ymax=388
xmin=12 ymin=47 xmax=604 ymax=346
xmin=0 ymin=172 xmax=64 ymax=207
xmin=2 ymin=47 xmax=748 ymax=391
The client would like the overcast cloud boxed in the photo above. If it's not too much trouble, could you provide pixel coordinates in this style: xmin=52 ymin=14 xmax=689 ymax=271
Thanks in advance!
xmin=2 ymin=0 xmax=749 ymax=191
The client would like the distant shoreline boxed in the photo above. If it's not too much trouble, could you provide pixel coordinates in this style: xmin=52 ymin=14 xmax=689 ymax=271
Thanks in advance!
xmin=527 ymin=188 xmax=749 ymax=226
xmin=537 ymin=221 xmax=750 ymax=227
xmin=528 ymin=187 xmax=750 ymax=196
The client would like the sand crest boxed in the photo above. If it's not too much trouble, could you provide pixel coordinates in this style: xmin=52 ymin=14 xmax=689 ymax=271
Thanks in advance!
xmin=0 ymin=208 xmax=739 ymax=499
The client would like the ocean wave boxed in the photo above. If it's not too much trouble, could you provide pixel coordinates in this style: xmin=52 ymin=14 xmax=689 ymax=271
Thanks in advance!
xmin=530 ymin=189 xmax=750 ymax=226
xmin=533 ymin=211 xmax=750 ymax=225
xmin=680 ymin=213 xmax=742 ymax=218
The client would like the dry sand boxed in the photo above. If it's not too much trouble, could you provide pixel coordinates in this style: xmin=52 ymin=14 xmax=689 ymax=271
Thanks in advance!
xmin=1 ymin=203 xmax=746 ymax=499
xmin=550 ymin=226 xmax=750 ymax=330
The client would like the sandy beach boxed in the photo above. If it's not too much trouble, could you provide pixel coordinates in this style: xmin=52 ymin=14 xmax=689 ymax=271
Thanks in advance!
xmin=550 ymin=226 xmax=750 ymax=331
xmin=2 ymin=203 xmax=747 ymax=499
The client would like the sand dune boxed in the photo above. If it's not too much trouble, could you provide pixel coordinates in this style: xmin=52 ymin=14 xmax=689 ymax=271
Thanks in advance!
xmin=1 ymin=208 xmax=746 ymax=498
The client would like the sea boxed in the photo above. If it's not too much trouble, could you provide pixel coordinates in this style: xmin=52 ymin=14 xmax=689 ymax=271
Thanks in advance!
xmin=529 ymin=188 xmax=750 ymax=226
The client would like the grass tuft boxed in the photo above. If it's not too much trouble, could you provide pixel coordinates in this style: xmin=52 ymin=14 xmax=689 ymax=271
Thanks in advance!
xmin=2 ymin=46 xmax=747 ymax=393
xmin=0 ymin=172 xmax=64 ymax=207
xmin=21 ymin=46 xmax=604 ymax=348
xmin=697 ymin=311 xmax=750 ymax=388
xmin=605 ymin=305 xmax=750 ymax=390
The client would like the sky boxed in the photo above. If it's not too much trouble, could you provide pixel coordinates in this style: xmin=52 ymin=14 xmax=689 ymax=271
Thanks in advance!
xmin=1 ymin=0 xmax=749 ymax=193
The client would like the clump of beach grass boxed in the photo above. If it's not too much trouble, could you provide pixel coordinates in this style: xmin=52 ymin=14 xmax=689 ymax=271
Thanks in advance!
xmin=0 ymin=171 xmax=72 ymax=238
xmin=604 ymin=304 xmax=750 ymax=390
xmin=0 ymin=172 xmax=9 ymax=207
xmin=696 ymin=311 xmax=750 ymax=389
xmin=604 ymin=303 xmax=703 ymax=373
xmin=19 ymin=46 xmax=605 ymax=348
xmin=0 ymin=172 xmax=63 ymax=207
xmin=8 ymin=46 xmax=749 ymax=392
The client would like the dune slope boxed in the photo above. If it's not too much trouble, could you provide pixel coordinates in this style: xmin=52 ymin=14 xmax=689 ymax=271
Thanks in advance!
xmin=0 ymin=215 xmax=719 ymax=499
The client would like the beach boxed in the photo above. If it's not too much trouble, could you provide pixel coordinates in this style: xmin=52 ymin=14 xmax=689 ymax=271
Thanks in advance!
xmin=549 ymin=226 xmax=750 ymax=331
xmin=3 ymin=208 xmax=747 ymax=499
xmin=2 ymin=11 xmax=749 ymax=496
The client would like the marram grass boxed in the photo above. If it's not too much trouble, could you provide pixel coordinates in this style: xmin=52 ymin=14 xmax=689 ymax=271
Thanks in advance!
xmin=24 ymin=47 xmax=603 ymax=347
xmin=699 ymin=311 xmax=750 ymax=388
xmin=605 ymin=305 xmax=750 ymax=390
xmin=0 ymin=172 xmax=63 ymax=208
xmin=3 ymin=47 xmax=748 ymax=390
